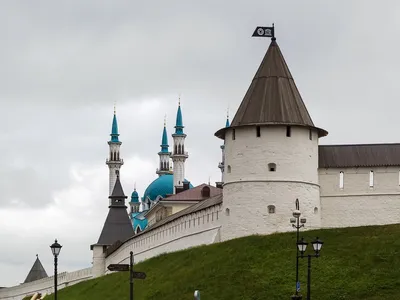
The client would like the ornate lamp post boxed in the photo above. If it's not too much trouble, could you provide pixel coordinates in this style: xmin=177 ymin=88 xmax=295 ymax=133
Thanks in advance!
xmin=290 ymin=199 xmax=306 ymax=300
xmin=297 ymin=237 xmax=324 ymax=300
xmin=50 ymin=239 xmax=62 ymax=300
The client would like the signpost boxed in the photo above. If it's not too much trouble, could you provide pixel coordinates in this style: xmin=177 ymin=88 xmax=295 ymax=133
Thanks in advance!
xmin=194 ymin=290 xmax=201 ymax=300
xmin=107 ymin=251 xmax=146 ymax=300
xmin=107 ymin=264 xmax=129 ymax=272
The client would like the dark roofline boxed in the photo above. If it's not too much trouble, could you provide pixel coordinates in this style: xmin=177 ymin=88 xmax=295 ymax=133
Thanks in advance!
xmin=320 ymin=143 xmax=400 ymax=147
xmin=215 ymin=123 xmax=328 ymax=140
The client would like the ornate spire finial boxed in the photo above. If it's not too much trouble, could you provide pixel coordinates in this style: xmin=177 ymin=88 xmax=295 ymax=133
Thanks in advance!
xmin=164 ymin=114 xmax=167 ymax=127
xmin=114 ymin=101 xmax=116 ymax=115
xmin=208 ymin=176 xmax=211 ymax=185
xmin=116 ymin=170 xmax=120 ymax=177
xmin=134 ymin=181 xmax=136 ymax=191
xmin=36 ymin=254 xmax=38 ymax=258
xmin=178 ymin=94 xmax=181 ymax=106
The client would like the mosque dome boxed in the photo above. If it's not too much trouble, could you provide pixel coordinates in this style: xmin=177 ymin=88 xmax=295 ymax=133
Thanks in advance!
xmin=131 ymin=190 xmax=139 ymax=203
xmin=143 ymin=174 xmax=193 ymax=201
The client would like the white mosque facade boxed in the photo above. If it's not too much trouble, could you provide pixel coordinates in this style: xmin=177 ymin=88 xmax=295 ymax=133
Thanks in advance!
xmin=3 ymin=36 xmax=400 ymax=299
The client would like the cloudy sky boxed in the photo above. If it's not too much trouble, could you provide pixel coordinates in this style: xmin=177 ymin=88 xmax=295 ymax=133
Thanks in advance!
xmin=1 ymin=0 xmax=400 ymax=286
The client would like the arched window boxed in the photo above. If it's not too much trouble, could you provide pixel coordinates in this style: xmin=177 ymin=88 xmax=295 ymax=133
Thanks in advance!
xmin=268 ymin=163 xmax=276 ymax=172
xmin=225 ymin=208 xmax=230 ymax=216
xmin=314 ymin=207 xmax=318 ymax=214
xmin=227 ymin=165 xmax=231 ymax=173
xmin=268 ymin=205 xmax=276 ymax=214
xmin=174 ymin=145 xmax=177 ymax=154
xmin=339 ymin=171 xmax=344 ymax=189
xmin=369 ymin=170 xmax=374 ymax=187
xmin=201 ymin=186 xmax=211 ymax=198
xmin=135 ymin=226 xmax=141 ymax=234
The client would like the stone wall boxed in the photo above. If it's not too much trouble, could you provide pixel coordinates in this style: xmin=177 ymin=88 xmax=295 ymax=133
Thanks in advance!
xmin=104 ymin=202 xmax=222 ymax=271
xmin=0 ymin=267 xmax=92 ymax=300
xmin=319 ymin=167 xmax=400 ymax=227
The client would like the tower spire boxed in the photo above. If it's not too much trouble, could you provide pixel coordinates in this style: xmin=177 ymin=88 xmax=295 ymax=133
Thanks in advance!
xmin=157 ymin=116 xmax=172 ymax=176
xmin=172 ymin=97 xmax=189 ymax=193
xmin=106 ymin=106 xmax=124 ymax=196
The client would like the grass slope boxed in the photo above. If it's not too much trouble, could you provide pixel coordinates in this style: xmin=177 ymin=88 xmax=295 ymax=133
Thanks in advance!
xmin=46 ymin=224 xmax=400 ymax=300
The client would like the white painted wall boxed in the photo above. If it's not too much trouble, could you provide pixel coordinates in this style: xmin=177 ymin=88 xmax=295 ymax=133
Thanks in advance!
xmin=220 ymin=125 xmax=322 ymax=241
xmin=104 ymin=203 xmax=222 ymax=275
xmin=320 ymin=167 xmax=400 ymax=227
xmin=0 ymin=268 xmax=92 ymax=300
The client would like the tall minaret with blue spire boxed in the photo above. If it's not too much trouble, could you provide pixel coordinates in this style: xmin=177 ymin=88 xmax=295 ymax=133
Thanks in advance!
xmin=171 ymin=97 xmax=188 ymax=193
xmin=218 ymin=109 xmax=230 ymax=184
xmin=106 ymin=106 xmax=124 ymax=196
xmin=156 ymin=115 xmax=172 ymax=176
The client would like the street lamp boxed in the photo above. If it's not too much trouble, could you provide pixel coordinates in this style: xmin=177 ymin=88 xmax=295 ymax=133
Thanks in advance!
xmin=290 ymin=199 xmax=306 ymax=300
xmin=50 ymin=239 xmax=62 ymax=300
xmin=297 ymin=237 xmax=324 ymax=300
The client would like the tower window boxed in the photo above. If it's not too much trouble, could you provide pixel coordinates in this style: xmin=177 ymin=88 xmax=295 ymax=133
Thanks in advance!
xmin=268 ymin=205 xmax=275 ymax=214
xmin=309 ymin=129 xmax=313 ymax=140
xmin=227 ymin=165 xmax=231 ymax=173
xmin=286 ymin=126 xmax=291 ymax=137
xmin=256 ymin=126 xmax=261 ymax=137
xmin=314 ymin=207 xmax=318 ymax=214
xmin=232 ymin=129 xmax=236 ymax=140
xmin=369 ymin=170 xmax=374 ymax=187
xmin=268 ymin=163 xmax=276 ymax=172
xmin=339 ymin=171 xmax=344 ymax=189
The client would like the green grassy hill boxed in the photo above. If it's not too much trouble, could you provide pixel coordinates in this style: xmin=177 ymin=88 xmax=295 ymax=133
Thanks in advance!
xmin=46 ymin=224 xmax=400 ymax=300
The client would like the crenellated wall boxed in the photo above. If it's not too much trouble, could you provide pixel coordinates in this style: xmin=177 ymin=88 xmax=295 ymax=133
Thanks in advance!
xmin=319 ymin=167 xmax=400 ymax=227
xmin=0 ymin=267 xmax=92 ymax=300
xmin=104 ymin=202 xmax=222 ymax=272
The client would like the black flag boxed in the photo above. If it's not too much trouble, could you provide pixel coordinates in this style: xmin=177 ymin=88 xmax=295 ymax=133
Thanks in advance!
xmin=252 ymin=26 xmax=274 ymax=38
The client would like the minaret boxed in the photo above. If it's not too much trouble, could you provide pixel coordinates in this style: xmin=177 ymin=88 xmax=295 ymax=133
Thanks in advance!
xmin=218 ymin=110 xmax=230 ymax=183
xmin=130 ymin=184 xmax=140 ymax=214
xmin=106 ymin=106 xmax=124 ymax=196
xmin=171 ymin=98 xmax=188 ymax=193
xmin=215 ymin=34 xmax=328 ymax=241
xmin=156 ymin=116 xmax=172 ymax=176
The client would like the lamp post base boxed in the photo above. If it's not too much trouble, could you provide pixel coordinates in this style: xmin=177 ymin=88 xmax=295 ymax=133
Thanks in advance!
xmin=291 ymin=295 xmax=303 ymax=300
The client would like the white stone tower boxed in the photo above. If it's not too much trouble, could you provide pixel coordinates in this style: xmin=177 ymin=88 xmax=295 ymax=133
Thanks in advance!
xmin=156 ymin=116 xmax=172 ymax=176
xmin=171 ymin=100 xmax=188 ymax=193
xmin=106 ymin=108 xmax=124 ymax=196
xmin=215 ymin=36 xmax=328 ymax=241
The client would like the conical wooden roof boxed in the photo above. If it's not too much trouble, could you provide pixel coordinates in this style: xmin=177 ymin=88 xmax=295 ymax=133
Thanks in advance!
xmin=24 ymin=255 xmax=48 ymax=283
xmin=215 ymin=39 xmax=327 ymax=138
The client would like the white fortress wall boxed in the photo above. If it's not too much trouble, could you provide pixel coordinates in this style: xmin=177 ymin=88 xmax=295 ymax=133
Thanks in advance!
xmin=320 ymin=166 xmax=400 ymax=228
xmin=105 ymin=202 xmax=222 ymax=272
xmin=0 ymin=267 xmax=92 ymax=300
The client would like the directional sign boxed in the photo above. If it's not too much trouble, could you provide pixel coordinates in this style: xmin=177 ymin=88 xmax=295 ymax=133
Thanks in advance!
xmin=132 ymin=271 xmax=146 ymax=279
xmin=108 ymin=264 xmax=130 ymax=272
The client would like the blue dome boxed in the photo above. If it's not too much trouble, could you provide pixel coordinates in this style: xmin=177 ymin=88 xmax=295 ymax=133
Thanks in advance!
xmin=143 ymin=174 xmax=193 ymax=201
